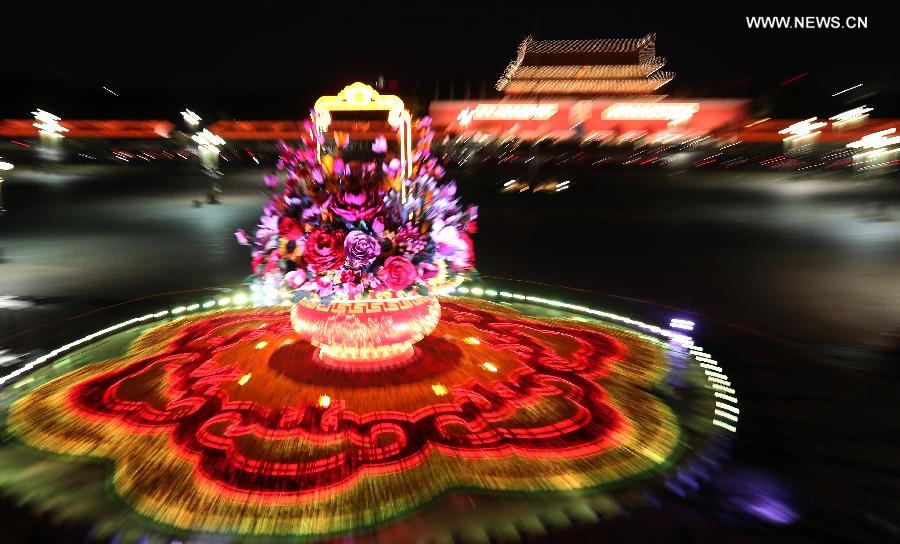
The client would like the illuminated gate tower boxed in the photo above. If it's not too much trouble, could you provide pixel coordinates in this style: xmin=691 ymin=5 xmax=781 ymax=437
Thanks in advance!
xmin=496 ymin=34 xmax=674 ymax=97
xmin=432 ymin=34 xmax=748 ymax=141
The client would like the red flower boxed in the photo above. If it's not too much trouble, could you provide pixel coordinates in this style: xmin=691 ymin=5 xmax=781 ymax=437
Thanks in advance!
xmin=457 ymin=233 xmax=475 ymax=270
xmin=251 ymin=252 xmax=265 ymax=274
xmin=303 ymin=229 xmax=345 ymax=272
xmin=278 ymin=217 xmax=303 ymax=240
xmin=264 ymin=251 xmax=281 ymax=274
xmin=380 ymin=256 xmax=417 ymax=291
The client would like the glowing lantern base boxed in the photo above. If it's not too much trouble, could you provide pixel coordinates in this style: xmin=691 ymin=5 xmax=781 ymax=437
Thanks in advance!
xmin=290 ymin=294 xmax=441 ymax=369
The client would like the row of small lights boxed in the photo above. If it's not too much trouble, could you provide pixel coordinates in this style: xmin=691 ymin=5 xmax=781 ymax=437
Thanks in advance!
xmin=450 ymin=285 xmax=739 ymax=434
xmin=0 ymin=286 xmax=739 ymax=435
xmin=0 ymin=292 xmax=254 ymax=386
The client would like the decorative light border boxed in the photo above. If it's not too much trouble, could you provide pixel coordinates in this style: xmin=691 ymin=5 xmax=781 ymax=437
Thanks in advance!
xmin=313 ymin=82 xmax=414 ymax=183
xmin=0 ymin=286 xmax=738 ymax=436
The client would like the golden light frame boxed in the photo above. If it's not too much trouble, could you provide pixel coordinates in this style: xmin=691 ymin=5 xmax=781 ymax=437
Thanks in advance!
xmin=313 ymin=82 xmax=414 ymax=199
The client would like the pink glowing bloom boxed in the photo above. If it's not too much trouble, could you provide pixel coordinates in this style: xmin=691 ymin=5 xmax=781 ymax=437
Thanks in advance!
xmin=437 ymin=180 xmax=456 ymax=200
xmin=284 ymin=270 xmax=307 ymax=288
xmin=256 ymin=215 xmax=279 ymax=243
xmin=333 ymin=158 xmax=348 ymax=177
xmin=372 ymin=216 xmax=385 ymax=235
xmin=315 ymin=275 xmax=336 ymax=297
xmin=380 ymin=256 xmax=417 ymax=291
xmin=264 ymin=251 xmax=281 ymax=274
xmin=234 ymin=229 xmax=250 ymax=246
xmin=343 ymin=281 xmax=364 ymax=299
xmin=455 ymin=232 xmax=475 ymax=270
xmin=431 ymin=221 xmax=467 ymax=256
xmin=330 ymin=189 xmax=383 ymax=223
xmin=417 ymin=262 xmax=439 ymax=280
xmin=395 ymin=224 xmax=427 ymax=258
xmin=383 ymin=158 xmax=402 ymax=177
xmin=264 ymin=173 xmax=279 ymax=188
xmin=372 ymin=135 xmax=388 ymax=153
xmin=301 ymin=148 xmax=317 ymax=164
xmin=251 ymin=251 xmax=265 ymax=273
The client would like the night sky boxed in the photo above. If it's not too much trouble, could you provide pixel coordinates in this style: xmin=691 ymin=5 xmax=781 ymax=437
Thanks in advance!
xmin=2 ymin=2 xmax=897 ymax=119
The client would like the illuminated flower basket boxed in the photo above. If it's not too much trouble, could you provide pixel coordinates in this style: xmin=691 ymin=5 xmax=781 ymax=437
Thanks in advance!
xmin=290 ymin=292 xmax=440 ymax=367
xmin=238 ymin=83 xmax=476 ymax=367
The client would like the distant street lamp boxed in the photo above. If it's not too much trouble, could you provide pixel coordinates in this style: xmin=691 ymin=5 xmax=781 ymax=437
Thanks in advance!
xmin=191 ymin=128 xmax=226 ymax=200
xmin=778 ymin=117 xmax=826 ymax=153
xmin=830 ymin=106 xmax=873 ymax=130
xmin=192 ymin=128 xmax=225 ymax=169
xmin=0 ymin=159 xmax=13 ymax=212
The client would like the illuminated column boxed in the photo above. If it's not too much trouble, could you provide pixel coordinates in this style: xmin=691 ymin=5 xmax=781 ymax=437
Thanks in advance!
xmin=830 ymin=106 xmax=873 ymax=130
xmin=32 ymin=109 xmax=68 ymax=145
xmin=778 ymin=117 xmax=826 ymax=154
xmin=0 ymin=159 xmax=13 ymax=212
xmin=181 ymin=108 xmax=201 ymax=129
xmin=192 ymin=128 xmax=226 ymax=171
xmin=847 ymin=128 xmax=900 ymax=170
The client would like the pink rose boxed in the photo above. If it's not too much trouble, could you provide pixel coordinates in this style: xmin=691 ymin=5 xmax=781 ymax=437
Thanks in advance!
xmin=417 ymin=262 xmax=439 ymax=280
xmin=379 ymin=256 xmax=417 ymax=291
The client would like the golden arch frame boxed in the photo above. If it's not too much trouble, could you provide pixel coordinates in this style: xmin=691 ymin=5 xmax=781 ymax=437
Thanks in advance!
xmin=313 ymin=82 xmax=414 ymax=187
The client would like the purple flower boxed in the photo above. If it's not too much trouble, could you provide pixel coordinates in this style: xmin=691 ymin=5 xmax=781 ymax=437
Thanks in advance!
xmin=344 ymin=230 xmax=379 ymax=268
xmin=437 ymin=181 xmax=457 ymax=200
xmin=264 ymin=173 xmax=279 ymax=189
xmin=432 ymin=220 xmax=468 ymax=258
xmin=372 ymin=135 xmax=388 ymax=153
xmin=395 ymin=224 xmax=427 ymax=257
xmin=234 ymin=229 xmax=250 ymax=246
xmin=256 ymin=215 xmax=279 ymax=243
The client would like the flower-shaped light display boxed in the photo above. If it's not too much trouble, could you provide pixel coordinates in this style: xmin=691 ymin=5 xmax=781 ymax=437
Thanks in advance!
xmin=6 ymin=298 xmax=684 ymax=540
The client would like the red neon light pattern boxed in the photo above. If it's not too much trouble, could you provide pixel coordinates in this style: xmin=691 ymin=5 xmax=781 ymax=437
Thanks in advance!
xmin=9 ymin=298 xmax=679 ymax=538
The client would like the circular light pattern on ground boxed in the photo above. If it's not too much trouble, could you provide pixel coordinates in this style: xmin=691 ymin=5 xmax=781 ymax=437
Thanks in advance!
xmin=0 ymin=294 xmax=734 ymax=542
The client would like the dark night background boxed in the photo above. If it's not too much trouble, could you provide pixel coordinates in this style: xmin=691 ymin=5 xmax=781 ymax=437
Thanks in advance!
xmin=2 ymin=3 xmax=898 ymax=120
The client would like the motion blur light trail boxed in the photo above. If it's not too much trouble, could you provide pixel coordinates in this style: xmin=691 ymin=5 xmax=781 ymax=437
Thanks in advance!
xmin=0 ymin=292 xmax=734 ymax=541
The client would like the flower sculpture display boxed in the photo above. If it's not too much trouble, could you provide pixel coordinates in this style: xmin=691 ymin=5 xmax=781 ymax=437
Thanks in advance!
xmin=0 ymin=84 xmax=739 ymax=544
xmin=3 ymin=297 xmax=711 ymax=541
xmin=236 ymin=106 xmax=477 ymax=367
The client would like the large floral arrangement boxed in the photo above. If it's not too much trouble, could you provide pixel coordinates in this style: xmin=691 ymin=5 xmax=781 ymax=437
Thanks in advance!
xmin=236 ymin=116 xmax=477 ymax=304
